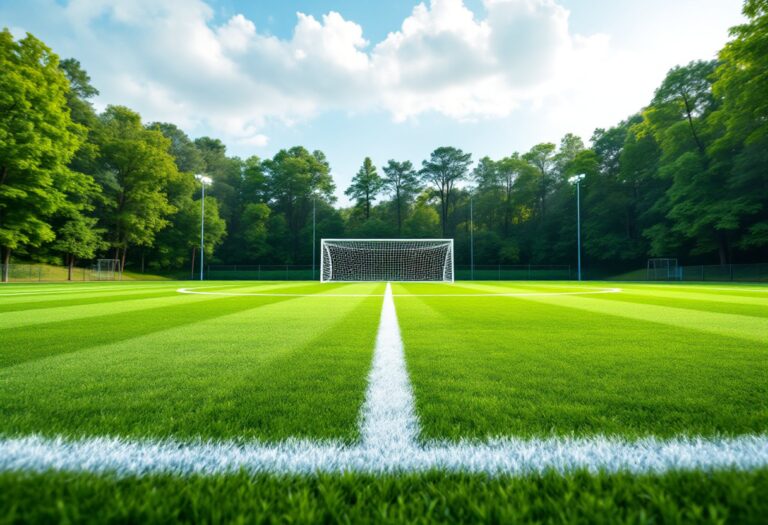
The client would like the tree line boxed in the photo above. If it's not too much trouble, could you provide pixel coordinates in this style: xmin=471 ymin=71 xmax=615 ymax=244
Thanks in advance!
xmin=1 ymin=0 xmax=766 ymax=281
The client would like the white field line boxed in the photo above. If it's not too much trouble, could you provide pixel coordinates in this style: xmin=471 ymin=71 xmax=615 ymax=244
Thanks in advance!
xmin=0 ymin=284 xmax=178 ymax=297
xmin=1 ymin=434 xmax=767 ymax=477
xmin=359 ymin=283 xmax=419 ymax=452
xmin=176 ymin=287 xmax=622 ymax=298
xmin=2 ymin=281 xmax=767 ymax=477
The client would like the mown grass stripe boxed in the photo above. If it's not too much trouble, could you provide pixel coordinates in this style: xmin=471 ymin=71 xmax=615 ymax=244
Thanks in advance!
xmin=0 ymin=291 xmax=381 ymax=441
xmin=0 ymin=294 xmax=304 ymax=368
xmin=457 ymin=282 xmax=768 ymax=342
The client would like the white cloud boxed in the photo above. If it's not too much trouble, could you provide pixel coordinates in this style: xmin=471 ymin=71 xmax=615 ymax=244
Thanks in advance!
xmin=0 ymin=0 xmax=737 ymax=150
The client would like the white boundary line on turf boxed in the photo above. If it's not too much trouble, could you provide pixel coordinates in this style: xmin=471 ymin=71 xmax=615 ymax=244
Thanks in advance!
xmin=175 ymin=287 xmax=623 ymax=298
xmin=0 ymin=284 xmax=177 ymax=297
xmin=360 ymin=283 xmax=420 ymax=451
xmin=1 ymin=434 xmax=767 ymax=477
xmin=3 ymin=281 xmax=767 ymax=477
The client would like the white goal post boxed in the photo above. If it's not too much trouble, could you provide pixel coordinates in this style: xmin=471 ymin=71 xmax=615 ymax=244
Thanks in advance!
xmin=93 ymin=259 xmax=122 ymax=281
xmin=320 ymin=239 xmax=454 ymax=283
xmin=647 ymin=258 xmax=680 ymax=281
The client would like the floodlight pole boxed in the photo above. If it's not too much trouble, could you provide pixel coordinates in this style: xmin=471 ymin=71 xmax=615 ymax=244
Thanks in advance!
xmin=195 ymin=174 xmax=212 ymax=281
xmin=312 ymin=196 xmax=316 ymax=280
xmin=568 ymin=174 xmax=586 ymax=282
xmin=470 ymin=192 xmax=474 ymax=281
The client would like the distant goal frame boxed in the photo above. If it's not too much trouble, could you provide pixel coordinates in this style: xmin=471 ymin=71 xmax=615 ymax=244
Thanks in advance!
xmin=320 ymin=238 xmax=455 ymax=283
xmin=647 ymin=258 xmax=680 ymax=281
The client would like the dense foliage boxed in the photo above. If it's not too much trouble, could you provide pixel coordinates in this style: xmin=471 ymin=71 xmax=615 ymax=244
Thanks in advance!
xmin=1 ymin=1 xmax=766 ymax=280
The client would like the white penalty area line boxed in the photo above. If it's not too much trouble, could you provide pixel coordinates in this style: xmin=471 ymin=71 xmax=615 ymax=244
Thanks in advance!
xmin=3 ymin=282 xmax=765 ymax=478
xmin=175 ymin=287 xmax=623 ymax=298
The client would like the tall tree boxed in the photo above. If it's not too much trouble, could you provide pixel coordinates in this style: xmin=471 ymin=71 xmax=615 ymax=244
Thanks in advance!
xmin=522 ymin=143 xmax=557 ymax=218
xmin=708 ymin=0 xmax=768 ymax=252
xmin=346 ymin=157 xmax=383 ymax=220
xmin=644 ymin=61 xmax=736 ymax=263
xmin=94 ymin=105 xmax=179 ymax=270
xmin=0 ymin=31 xmax=84 ymax=281
xmin=263 ymin=147 xmax=335 ymax=262
xmin=419 ymin=147 xmax=472 ymax=237
xmin=649 ymin=61 xmax=717 ymax=156
xmin=496 ymin=155 xmax=534 ymax=237
xmin=382 ymin=159 xmax=420 ymax=236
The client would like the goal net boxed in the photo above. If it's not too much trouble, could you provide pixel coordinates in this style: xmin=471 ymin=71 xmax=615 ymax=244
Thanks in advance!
xmin=321 ymin=239 xmax=454 ymax=282
xmin=92 ymin=259 xmax=122 ymax=281
xmin=647 ymin=258 xmax=679 ymax=281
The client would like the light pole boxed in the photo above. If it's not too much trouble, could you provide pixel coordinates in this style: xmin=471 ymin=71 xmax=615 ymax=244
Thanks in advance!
xmin=568 ymin=174 xmax=586 ymax=281
xmin=195 ymin=174 xmax=212 ymax=281
xmin=312 ymin=196 xmax=316 ymax=280
xmin=469 ymin=192 xmax=474 ymax=281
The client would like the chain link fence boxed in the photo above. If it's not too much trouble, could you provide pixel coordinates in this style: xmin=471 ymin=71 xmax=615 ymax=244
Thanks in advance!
xmin=2 ymin=262 xmax=767 ymax=283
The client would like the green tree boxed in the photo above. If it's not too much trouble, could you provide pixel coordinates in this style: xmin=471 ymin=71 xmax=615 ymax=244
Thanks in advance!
xmin=404 ymin=194 xmax=441 ymax=238
xmin=0 ymin=30 xmax=84 ymax=281
xmin=382 ymin=160 xmax=420 ymax=236
xmin=94 ymin=105 xmax=178 ymax=270
xmin=53 ymin=214 xmax=107 ymax=280
xmin=708 ymin=0 xmax=768 ymax=251
xmin=496 ymin=155 xmax=534 ymax=237
xmin=241 ymin=202 xmax=270 ymax=261
xmin=263 ymin=147 xmax=335 ymax=263
xmin=522 ymin=143 xmax=557 ymax=218
xmin=419 ymin=147 xmax=472 ymax=237
xmin=346 ymin=157 xmax=383 ymax=220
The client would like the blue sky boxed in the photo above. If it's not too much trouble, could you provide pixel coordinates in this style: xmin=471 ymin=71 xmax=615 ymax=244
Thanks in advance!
xmin=2 ymin=0 xmax=745 ymax=204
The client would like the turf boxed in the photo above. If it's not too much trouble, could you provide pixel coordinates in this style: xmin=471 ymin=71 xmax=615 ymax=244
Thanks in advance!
xmin=0 ymin=281 xmax=383 ymax=441
xmin=1 ymin=280 xmax=767 ymax=522
xmin=394 ymin=282 xmax=768 ymax=440
xmin=1 ymin=469 xmax=767 ymax=524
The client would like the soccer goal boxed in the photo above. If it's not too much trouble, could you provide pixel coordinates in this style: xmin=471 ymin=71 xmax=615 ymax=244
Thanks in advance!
xmin=320 ymin=239 xmax=454 ymax=282
xmin=647 ymin=258 xmax=680 ymax=281
xmin=92 ymin=259 xmax=122 ymax=281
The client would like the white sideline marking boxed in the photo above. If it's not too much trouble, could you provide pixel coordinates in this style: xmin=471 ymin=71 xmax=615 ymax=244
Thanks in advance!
xmin=176 ymin=287 xmax=622 ymax=298
xmin=1 ymin=435 xmax=767 ymax=477
xmin=0 ymin=284 xmax=174 ymax=297
xmin=2 ymin=281 xmax=767 ymax=477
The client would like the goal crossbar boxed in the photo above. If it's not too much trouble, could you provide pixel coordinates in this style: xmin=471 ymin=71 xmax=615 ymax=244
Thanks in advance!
xmin=320 ymin=239 xmax=454 ymax=283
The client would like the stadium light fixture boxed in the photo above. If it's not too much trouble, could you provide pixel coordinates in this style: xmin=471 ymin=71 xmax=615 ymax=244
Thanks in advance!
xmin=195 ymin=174 xmax=213 ymax=281
xmin=568 ymin=174 xmax=586 ymax=281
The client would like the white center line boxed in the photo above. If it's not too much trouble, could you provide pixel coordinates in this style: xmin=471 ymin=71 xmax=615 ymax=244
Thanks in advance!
xmin=360 ymin=283 xmax=419 ymax=452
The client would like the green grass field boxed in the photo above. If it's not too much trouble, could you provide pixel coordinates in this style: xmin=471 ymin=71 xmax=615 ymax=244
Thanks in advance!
xmin=1 ymin=280 xmax=767 ymax=523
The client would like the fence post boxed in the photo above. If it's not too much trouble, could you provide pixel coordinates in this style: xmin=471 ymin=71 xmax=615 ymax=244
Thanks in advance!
xmin=498 ymin=264 xmax=501 ymax=280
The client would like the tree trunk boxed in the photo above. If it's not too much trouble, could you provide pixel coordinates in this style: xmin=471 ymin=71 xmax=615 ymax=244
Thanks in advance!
xmin=717 ymin=233 xmax=729 ymax=265
xmin=190 ymin=247 xmax=197 ymax=279
xmin=396 ymin=188 xmax=402 ymax=237
xmin=141 ymin=251 xmax=145 ymax=273
xmin=681 ymin=93 xmax=706 ymax=155
xmin=67 ymin=254 xmax=74 ymax=281
xmin=120 ymin=248 xmax=127 ymax=273
xmin=1 ymin=247 xmax=10 ymax=283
